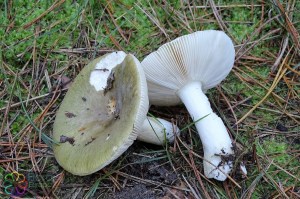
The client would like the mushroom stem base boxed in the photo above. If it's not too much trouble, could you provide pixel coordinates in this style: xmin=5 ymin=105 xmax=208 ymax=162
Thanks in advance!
xmin=177 ymin=81 xmax=235 ymax=181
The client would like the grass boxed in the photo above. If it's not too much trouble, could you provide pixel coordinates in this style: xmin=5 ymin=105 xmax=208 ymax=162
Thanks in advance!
xmin=1 ymin=0 xmax=299 ymax=198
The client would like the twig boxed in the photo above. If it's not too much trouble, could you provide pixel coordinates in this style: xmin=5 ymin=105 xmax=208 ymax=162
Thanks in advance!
xmin=0 ymin=88 xmax=68 ymax=112
xmin=23 ymin=0 xmax=66 ymax=29
xmin=273 ymin=0 xmax=300 ymax=51
xmin=209 ymin=0 xmax=228 ymax=33
xmin=236 ymin=48 xmax=292 ymax=125
xmin=0 ymin=75 xmax=17 ymax=136
xmin=182 ymin=175 xmax=201 ymax=199
xmin=271 ymin=36 xmax=289 ymax=72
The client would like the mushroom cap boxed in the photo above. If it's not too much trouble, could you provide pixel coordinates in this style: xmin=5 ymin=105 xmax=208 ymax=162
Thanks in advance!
xmin=141 ymin=30 xmax=235 ymax=106
xmin=53 ymin=53 xmax=149 ymax=175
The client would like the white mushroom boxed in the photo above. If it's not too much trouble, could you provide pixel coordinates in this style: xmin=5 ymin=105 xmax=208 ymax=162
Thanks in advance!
xmin=141 ymin=30 xmax=243 ymax=181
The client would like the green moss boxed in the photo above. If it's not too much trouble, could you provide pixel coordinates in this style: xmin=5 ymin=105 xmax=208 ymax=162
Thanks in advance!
xmin=256 ymin=139 xmax=299 ymax=184
xmin=9 ymin=113 xmax=27 ymax=133
xmin=245 ymin=139 xmax=300 ymax=197
xmin=1 ymin=1 xmax=79 ymax=65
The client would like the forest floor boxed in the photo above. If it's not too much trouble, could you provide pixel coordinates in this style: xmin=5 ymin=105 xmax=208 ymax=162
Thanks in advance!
xmin=0 ymin=0 xmax=299 ymax=198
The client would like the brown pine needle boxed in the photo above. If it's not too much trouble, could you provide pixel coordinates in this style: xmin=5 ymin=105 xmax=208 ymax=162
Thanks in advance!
xmin=236 ymin=49 xmax=292 ymax=125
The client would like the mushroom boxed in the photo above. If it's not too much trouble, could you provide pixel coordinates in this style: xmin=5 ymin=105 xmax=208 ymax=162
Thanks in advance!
xmin=141 ymin=30 xmax=243 ymax=181
xmin=53 ymin=52 xmax=179 ymax=175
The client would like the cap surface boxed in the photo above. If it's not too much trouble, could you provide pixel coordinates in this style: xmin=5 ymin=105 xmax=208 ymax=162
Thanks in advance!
xmin=142 ymin=30 xmax=235 ymax=106
xmin=89 ymin=51 xmax=127 ymax=91
xmin=53 ymin=53 xmax=149 ymax=175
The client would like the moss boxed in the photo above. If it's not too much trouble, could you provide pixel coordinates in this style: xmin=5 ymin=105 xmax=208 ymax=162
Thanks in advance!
xmin=244 ymin=139 xmax=300 ymax=197
xmin=1 ymin=1 xmax=79 ymax=64
xmin=256 ymin=139 xmax=300 ymax=184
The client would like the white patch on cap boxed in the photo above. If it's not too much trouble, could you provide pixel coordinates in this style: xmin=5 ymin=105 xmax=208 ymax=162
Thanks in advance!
xmin=89 ymin=51 xmax=127 ymax=91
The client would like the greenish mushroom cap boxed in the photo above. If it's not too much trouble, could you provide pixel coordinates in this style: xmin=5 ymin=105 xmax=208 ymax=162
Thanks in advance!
xmin=53 ymin=53 xmax=149 ymax=175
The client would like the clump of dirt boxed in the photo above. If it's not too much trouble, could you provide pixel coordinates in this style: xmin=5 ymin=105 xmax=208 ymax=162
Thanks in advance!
xmin=122 ymin=142 xmax=178 ymax=184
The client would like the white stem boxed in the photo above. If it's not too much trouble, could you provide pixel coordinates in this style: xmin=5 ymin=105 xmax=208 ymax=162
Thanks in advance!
xmin=177 ymin=81 xmax=234 ymax=181
xmin=138 ymin=117 xmax=180 ymax=145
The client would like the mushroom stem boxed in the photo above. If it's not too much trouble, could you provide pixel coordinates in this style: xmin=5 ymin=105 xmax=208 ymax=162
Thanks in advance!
xmin=177 ymin=81 xmax=234 ymax=181
xmin=138 ymin=117 xmax=180 ymax=145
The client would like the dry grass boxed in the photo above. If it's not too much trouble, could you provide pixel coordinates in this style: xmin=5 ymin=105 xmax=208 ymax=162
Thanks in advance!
xmin=0 ymin=0 xmax=299 ymax=198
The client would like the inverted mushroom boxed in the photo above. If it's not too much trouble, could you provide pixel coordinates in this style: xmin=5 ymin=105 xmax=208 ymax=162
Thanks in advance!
xmin=89 ymin=51 xmax=180 ymax=146
xmin=53 ymin=52 xmax=179 ymax=175
xmin=141 ymin=30 xmax=242 ymax=181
